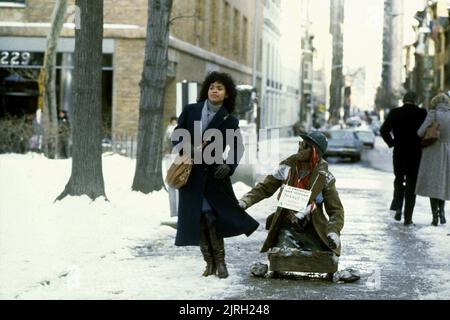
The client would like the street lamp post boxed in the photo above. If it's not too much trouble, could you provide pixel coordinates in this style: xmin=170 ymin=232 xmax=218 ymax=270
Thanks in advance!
xmin=414 ymin=0 xmax=433 ymax=109
xmin=252 ymin=0 xmax=260 ymax=154
xmin=422 ymin=1 xmax=432 ymax=110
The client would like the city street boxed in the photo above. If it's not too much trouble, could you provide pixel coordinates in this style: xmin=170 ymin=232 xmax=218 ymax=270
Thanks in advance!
xmin=120 ymin=136 xmax=448 ymax=300
xmin=1 ymin=137 xmax=449 ymax=300
xmin=217 ymin=137 xmax=449 ymax=299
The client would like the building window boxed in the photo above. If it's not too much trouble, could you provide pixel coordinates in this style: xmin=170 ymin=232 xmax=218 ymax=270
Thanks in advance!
xmin=232 ymin=8 xmax=240 ymax=56
xmin=266 ymin=43 xmax=270 ymax=84
xmin=194 ymin=0 xmax=204 ymax=43
xmin=271 ymin=45 xmax=275 ymax=85
xmin=0 ymin=0 xmax=26 ymax=7
xmin=210 ymin=0 xmax=217 ymax=46
xmin=303 ymin=62 xmax=310 ymax=80
xmin=0 ymin=52 xmax=113 ymax=135
xmin=242 ymin=16 xmax=248 ymax=64
xmin=223 ymin=1 xmax=231 ymax=51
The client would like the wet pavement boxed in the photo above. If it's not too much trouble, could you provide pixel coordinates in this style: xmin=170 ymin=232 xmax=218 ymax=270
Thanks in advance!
xmin=148 ymin=137 xmax=446 ymax=300
xmin=222 ymin=141 xmax=439 ymax=300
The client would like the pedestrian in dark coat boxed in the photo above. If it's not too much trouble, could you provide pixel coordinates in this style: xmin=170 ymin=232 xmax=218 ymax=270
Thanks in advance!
xmin=380 ymin=92 xmax=427 ymax=225
xmin=57 ymin=110 xmax=71 ymax=159
xmin=172 ymin=72 xmax=259 ymax=279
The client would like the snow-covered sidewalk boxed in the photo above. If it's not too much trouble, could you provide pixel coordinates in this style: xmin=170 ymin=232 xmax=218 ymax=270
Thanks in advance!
xmin=0 ymin=153 xmax=257 ymax=299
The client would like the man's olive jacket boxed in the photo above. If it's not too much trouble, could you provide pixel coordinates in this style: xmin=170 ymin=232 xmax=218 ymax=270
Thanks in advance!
xmin=241 ymin=155 xmax=345 ymax=256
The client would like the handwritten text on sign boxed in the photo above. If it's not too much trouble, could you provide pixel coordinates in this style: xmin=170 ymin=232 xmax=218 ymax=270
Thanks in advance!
xmin=278 ymin=185 xmax=312 ymax=212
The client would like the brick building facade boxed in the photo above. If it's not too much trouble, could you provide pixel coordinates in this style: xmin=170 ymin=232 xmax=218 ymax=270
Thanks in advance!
xmin=0 ymin=0 xmax=262 ymax=137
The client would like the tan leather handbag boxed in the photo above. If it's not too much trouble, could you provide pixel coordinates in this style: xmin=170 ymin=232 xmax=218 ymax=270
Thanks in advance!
xmin=421 ymin=113 xmax=440 ymax=148
xmin=165 ymin=153 xmax=193 ymax=189
xmin=165 ymin=141 xmax=209 ymax=189
xmin=166 ymin=114 xmax=229 ymax=189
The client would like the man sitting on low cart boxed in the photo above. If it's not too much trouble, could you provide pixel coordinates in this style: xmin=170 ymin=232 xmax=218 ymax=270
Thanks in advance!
xmin=238 ymin=131 xmax=345 ymax=276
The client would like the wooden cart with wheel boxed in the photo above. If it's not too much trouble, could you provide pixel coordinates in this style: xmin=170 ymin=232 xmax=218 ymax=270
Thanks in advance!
xmin=268 ymin=248 xmax=338 ymax=276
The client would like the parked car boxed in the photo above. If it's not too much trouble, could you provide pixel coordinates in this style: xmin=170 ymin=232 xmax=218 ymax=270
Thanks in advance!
xmin=324 ymin=129 xmax=363 ymax=162
xmin=346 ymin=116 xmax=365 ymax=128
xmin=353 ymin=128 xmax=376 ymax=149
xmin=370 ymin=120 xmax=381 ymax=136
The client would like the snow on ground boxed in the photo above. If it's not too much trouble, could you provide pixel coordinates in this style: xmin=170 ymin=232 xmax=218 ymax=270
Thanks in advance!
xmin=1 ymin=140 xmax=450 ymax=299
xmin=0 ymin=153 xmax=254 ymax=299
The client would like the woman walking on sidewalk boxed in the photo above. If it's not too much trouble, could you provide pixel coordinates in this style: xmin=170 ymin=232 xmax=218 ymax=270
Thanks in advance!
xmin=172 ymin=72 xmax=259 ymax=278
xmin=416 ymin=93 xmax=450 ymax=226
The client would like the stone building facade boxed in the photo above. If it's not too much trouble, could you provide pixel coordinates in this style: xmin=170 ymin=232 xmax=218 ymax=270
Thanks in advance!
xmin=403 ymin=0 xmax=450 ymax=108
xmin=0 ymin=0 xmax=262 ymax=137
xmin=259 ymin=0 xmax=302 ymax=134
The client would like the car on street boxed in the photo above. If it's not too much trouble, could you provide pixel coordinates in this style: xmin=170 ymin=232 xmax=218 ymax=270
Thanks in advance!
xmin=353 ymin=128 xmax=376 ymax=149
xmin=345 ymin=116 xmax=363 ymax=128
xmin=324 ymin=129 xmax=363 ymax=162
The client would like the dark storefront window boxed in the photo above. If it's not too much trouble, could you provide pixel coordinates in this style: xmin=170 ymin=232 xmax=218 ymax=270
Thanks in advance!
xmin=0 ymin=50 xmax=113 ymax=153
xmin=0 ymin=0 xmax=26 ymax=6
xmin=0 ymin=51 xmax=113 ymax=129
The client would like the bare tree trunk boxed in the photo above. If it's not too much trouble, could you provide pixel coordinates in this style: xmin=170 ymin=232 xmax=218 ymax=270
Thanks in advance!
xmin=132 ymin=0 xmax=173 ymax=194
xmin=56 ymin=0 xmax=106 ymax=201
xmin=41 ymin=0 xmax=67 ymax=159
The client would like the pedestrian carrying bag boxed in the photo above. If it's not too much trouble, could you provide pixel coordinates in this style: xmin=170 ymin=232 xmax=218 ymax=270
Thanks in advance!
xmin=165 ymin=140 xmax=209 ymax=189
xmin=421 ymin=112 xmax=440 ymax=148
xmin=166 ymin=113 xmax=230 ymax=189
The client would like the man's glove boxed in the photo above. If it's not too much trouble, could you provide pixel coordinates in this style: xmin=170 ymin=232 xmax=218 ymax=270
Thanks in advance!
xmin=295 ymin=203 xmax=316 ymax=228
xmin=238 ymin=199 xmax=248 ymax=210
xmin=327 ymin=232 xmax=340 ymax=250
xmin=214 ymin=164 xmax=231 ymax=179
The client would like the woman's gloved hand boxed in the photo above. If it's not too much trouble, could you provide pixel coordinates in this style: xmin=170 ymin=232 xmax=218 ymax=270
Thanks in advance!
xmin=238 ymin=199 xmax=248 ymax=210
xmin=214 ymin=164 xmax=231 ymax=179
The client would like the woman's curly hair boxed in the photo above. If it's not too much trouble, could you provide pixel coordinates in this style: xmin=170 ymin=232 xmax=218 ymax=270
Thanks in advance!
xmin=198 ymin=71 xmax=237 ymax=113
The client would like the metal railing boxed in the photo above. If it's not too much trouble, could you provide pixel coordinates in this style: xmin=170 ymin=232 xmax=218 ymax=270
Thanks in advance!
xmin=102 ymin=133 xmax=137 ymax=159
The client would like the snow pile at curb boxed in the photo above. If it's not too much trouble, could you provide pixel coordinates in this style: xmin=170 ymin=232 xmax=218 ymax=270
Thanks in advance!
xmin=0 ymin=153 xmax=247 ymax=299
